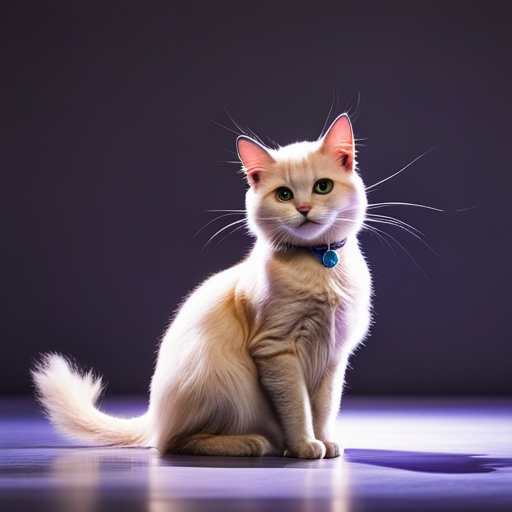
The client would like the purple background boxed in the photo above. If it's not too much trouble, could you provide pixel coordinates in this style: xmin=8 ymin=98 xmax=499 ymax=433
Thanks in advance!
xmin=2 ymin=1 xmax=511 ymax=395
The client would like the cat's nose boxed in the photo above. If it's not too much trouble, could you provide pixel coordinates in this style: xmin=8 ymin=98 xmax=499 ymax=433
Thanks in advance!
xmin=296 ymin=204 xmax=311 ymax=217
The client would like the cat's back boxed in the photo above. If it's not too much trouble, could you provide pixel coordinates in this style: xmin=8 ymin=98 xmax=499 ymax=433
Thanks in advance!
xmin=160 ymin=261 xmax=247 ymax=347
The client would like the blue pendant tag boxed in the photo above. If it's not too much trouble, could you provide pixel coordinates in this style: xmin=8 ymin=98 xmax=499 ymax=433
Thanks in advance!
xmin=309 ymin=239 xmax=346 ymax=268
xmin=322 ymin=249 xmax=339 ymax=268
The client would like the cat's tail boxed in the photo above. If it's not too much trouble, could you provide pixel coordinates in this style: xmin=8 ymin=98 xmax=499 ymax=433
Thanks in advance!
xmin=31 ymin=353 xmax=151 ymax=447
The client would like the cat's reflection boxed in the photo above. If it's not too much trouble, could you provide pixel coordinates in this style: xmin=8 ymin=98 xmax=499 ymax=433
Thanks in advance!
xmin=49 ymin=447 xmax=352 ymax=512
xmin=50 ymin=448 xmax=102 ymax=512
xmin=49 ymin=447 xmax=155 ymax=512
xmin=148 ymin=451 xmax=352 ymax=512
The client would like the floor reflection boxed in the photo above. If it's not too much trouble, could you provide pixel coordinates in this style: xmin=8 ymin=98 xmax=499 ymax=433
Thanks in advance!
xmin=42 ymin=447 xmax=353 ymax=512
xmin=147 ymin=451 xmax=352 ymax=512
xmin=2 ymin=397 xmax=511 ymax=512
xmin=50 ymin=449 xmax=102 ymax=512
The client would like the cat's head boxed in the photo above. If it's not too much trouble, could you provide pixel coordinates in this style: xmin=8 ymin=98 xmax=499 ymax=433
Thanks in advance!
xmin=237 ymin=114 xmax=367 ymax=248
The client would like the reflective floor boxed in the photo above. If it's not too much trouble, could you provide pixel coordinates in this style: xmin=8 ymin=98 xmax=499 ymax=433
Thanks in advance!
xmin=1 ymin=397 xmax=511 ymax=511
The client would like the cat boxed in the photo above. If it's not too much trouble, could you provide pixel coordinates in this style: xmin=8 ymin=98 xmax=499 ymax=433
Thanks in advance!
xmin=32 ymin=113 xmax=372 ymax=459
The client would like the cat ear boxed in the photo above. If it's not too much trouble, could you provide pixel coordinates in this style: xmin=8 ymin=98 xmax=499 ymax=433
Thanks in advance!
xmin=237 ymin=136 xmax=274 ymax=186
xmin=321 ymin=114 xmax=355 ymax=171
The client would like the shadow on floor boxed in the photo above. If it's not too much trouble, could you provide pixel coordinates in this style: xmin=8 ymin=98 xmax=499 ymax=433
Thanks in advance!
xmin=344 ymin=448 xmax=512 ymax=474
xmin=156 ymin=448 xmax=512 ymax=474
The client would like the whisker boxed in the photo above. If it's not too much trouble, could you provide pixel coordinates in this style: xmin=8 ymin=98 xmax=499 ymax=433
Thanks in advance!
xmin=365 ymin=148 xmax=436 ymax=191
xmin=211 ymin=159 xmax=242 ymax=165
xmin=224 ymin=108 xmax=274 ymax=149
xmin=361 ymin=223 xmax=397 ymax=255
xmin=354 ymin=91 xmax=361 ymax=119
xmin=364 ymin=209 xmax=443 ymax=263
xmin=269 ymin=226 xmax=288 ymax=251
xmin=365 ymin=218 xmax=422 ymax=239
xmin=255 ymin=216 xmax=287 ymax=221
xmin=195 ymin=212 xmax=246 ymax=237
xmin=335 ymin=214 xmax=443 ymax=266
xmin=365 ymin=214 xmax=426 ymax=238
xmin=214 ymin=223 xmax=249 ymax=247
xmin=366 ymin=212 xmax=423 ymax=229
xmin=367 ymin=202 xmax=444 ymax=212
xmin=224 ymin=107 xmax=248 ymax=138
xmin=370 ymin=226 xmax=437 ymax=290
xmin=368 ymin=217 xmax=444 ymax=264
xmin=202 ymin=218 xmax=247 ymax=251
xmin=320 ymin=88 xmax=337 ymax=138
xmin=365 ymin=217 xmax=429 ymax=249
xmin=207 ymin=209 xmax=246 ymax=213
xmin=206 ymin=116 xmax=241 ymax=136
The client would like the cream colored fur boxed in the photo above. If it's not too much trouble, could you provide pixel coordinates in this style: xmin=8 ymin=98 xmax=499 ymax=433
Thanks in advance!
xmin=32 ymin=114 xmax=371 ymax=459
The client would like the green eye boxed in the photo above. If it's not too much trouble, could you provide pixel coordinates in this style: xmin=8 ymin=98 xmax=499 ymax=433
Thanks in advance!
xmin=313 ymin=179 xmax=334 ymax=195
xmin=276 ymin=187 xmax=294 ymax=202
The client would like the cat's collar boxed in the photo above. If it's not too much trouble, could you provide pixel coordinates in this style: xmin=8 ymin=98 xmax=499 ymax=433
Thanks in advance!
xmin=308 ymin=240 xmax=347 ymax=268
xmin=279 ymin=239 xmax=347 ymax=268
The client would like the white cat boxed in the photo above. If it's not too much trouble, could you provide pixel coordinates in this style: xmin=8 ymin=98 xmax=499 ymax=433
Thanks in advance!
xmin=32 ymin=114 xmax=371 ymax=459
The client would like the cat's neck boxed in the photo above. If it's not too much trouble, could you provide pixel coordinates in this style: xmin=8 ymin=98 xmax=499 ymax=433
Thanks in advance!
xmin=252 ymin=236 xmax=351 ymax=267
xmin=276 ymin=239 xmax=347 ymax=252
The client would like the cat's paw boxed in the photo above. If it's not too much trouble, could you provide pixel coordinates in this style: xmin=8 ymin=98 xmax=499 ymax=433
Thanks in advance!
xmin=243 ymin=435 xmax=273 ymax=456
xmin=322 ymin=441 xmax=343 ymax=458
xmin=286 ymin=440 xmax=326 ymax=459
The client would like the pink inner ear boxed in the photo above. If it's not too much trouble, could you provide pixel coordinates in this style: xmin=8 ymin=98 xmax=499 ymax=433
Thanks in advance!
xmin=322 ymin=115 xmax=355 ymax=170
xmin=237 ymin=137 xmax=273 ymax=184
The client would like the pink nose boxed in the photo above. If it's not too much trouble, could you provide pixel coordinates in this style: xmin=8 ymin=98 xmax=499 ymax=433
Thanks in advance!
xmin=296 ymin=204 xmax=312 ymax=216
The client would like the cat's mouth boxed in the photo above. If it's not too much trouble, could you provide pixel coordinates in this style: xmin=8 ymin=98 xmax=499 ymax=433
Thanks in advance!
xmin=290 ymin=218 xmax=328 ymax=241
xmin=299 ymin=218 xmax=318 ymax=226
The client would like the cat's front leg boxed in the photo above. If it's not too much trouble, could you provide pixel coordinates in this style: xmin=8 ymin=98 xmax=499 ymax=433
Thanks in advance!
xmin=252 ymin=349 xmax=326 ymax=459
xmin=311 ymin=363 xmax=347 ymax=458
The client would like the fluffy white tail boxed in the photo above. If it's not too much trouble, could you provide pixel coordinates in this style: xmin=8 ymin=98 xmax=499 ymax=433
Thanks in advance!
xmin=32 ymin=353 xmax=151 ymax=447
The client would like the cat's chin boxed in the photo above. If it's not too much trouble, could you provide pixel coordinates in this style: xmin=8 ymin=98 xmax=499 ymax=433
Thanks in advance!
xmin=283 ymin=223 xmax=343 ymax=247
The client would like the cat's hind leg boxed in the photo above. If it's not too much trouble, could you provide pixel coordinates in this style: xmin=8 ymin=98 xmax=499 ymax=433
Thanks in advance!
xmin=169 ymin=434 xmax=273 ymax=457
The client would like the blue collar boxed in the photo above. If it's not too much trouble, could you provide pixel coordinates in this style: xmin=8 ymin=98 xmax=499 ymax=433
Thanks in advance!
xmin=309 ymin=240 xmax=347 ymax=268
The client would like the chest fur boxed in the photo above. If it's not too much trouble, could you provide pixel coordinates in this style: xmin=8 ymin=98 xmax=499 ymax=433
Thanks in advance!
xmin=246 ymin=250 xmax=355 ymax=391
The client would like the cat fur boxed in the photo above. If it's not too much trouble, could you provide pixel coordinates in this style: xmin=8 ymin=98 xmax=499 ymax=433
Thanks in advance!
xmin=32 ymin=114 xmax=371 ymax=459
